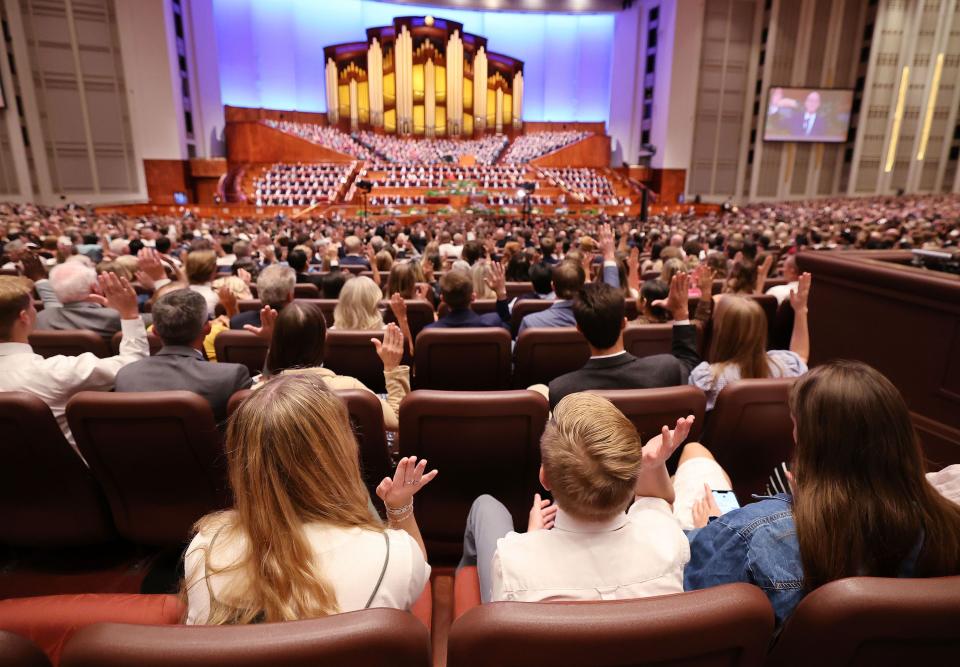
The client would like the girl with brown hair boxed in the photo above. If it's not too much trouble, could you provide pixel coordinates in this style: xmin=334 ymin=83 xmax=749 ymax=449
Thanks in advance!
xmin=685 ymin=360 xmax=960 ymax=626
xmin=182 ymin=374 xmax=436 ymax=624
xmin=688 ymin=272 xmax=811 ymax=410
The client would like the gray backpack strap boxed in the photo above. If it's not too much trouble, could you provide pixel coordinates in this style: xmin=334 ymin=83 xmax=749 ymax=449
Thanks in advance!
xmin=364 ymin=530 xmax=391 ymax=609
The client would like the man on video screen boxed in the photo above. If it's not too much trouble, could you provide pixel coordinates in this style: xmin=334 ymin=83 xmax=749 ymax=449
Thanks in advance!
xmin=791 ymin=91 xmax=829 ymax=138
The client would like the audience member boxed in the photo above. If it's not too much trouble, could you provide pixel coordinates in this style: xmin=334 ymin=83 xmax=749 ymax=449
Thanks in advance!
xmin=426 ymin=265 xmax=509 ymax=330
xmin=186 ymin=250 xmax=220 ymax=316
xmin=182 ymin=375 xmax=435 ymax=624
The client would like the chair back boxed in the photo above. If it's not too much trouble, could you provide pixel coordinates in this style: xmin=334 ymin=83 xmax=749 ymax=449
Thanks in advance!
xmin=323 ymin=330 xmax=387 ymax=394
xmin=213 ymin=331 xmax=268 ymax=376
xmin=767 ymin=576 xmax=960 ymax=667
xmin=28 ymin=331 xmax=109 ymax=358
xmin=437 ymin=300 xmax=498 ymax=320
xmin=110 ymin=331 xmax=163 ymax=356
xmin=0 ymin=594 xmax=181 ymax=667
xmin=510 ymin=299 xmax=553 ymax=336
xmin=59 ymin=609 xmax=430 ymax=667
xmin=0 ymin=632 xmax=50 ymax=667
xmin=338 ymin=389 xmax=393 ymax=512
xmin=589 ymin=386 xmax=707 ymax=443
xmin=293 ymin=283 xmax=319 ymax=298
xmin=383 ymin=300 xmax=435 ymax=341
xmin=447 ymin=583 xmax=774 ymax=667
xmin=295 ymin=299 xmax=339 ymax=327
xmin=505 ymin=282 xmax=533 ymax=300
xmin=414 ymin=328 xmax=511 ymax=390
xmin=67 ymin=391 xmax=227 ymax=546
xmin=703 ymin=378 xmax=796 ymax=502
xmin=399 ymin=390 xmax=548 ymax=562
xmin=622 ymin=324 xmax=674 ymax=358
xmin=513 ymin=327 xmax=589 ymax=388
xmin=0 ymin=392 xmax=114 ymax=547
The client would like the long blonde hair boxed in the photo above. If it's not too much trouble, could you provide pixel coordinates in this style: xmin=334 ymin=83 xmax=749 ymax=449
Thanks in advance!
xmin=709 ymin=295 xmax=771 ymax=380
xmin=185 ymin=375 xmax=380 ymax=624
xmin=333 ymin=276 xmax=384 ymax=330
xmin=471 ymin=262 xmax=497 ymax=299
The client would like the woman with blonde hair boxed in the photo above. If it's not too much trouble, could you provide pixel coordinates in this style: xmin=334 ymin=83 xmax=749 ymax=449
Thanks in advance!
xmin=182 ymin=374 xmax=436 ymax=624
xmin=471 ymin=261 xmax=498 ymax=300
xmin=689 ymin=273 xmax=811 ymax=410
xmin=332 ymin=276 xmax=385 ymax=330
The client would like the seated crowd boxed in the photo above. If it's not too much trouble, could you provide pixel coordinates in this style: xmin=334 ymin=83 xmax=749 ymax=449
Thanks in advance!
xmin=501 ymin=130 xmax=591 ymax=163
xmin=0 ymin=198 xmax=958 ymax=646
xmin=262 ymin=120 xmax=374 ymax=160
xmin=253 ymin=162 xmax=355 ymax=207
xmin=355 ymin=131 xmax=509 ymax=165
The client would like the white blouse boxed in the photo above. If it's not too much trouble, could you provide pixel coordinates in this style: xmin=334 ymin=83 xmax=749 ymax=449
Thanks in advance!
xmin=183 ymin=515 xmax=430 ymax=624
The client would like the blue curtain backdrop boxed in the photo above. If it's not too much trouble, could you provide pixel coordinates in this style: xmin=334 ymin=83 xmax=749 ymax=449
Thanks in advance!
xmin=212 ymin=0 xmax=614 ymax=123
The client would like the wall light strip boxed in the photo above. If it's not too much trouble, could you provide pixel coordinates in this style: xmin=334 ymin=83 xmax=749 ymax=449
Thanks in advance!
xmin=885 ymin=66 xmax=910 ymax=173
xmin=917 ymin=53 xmax=944 ymax=161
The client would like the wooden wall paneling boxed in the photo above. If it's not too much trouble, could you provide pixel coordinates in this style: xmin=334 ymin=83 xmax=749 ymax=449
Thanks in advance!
xmin=529 ymin=135 xmax=611 ymax=168
xmin=225 ymin=122 xmax=356 ymax=164
xmin=143 ymin=159 xmax=191 ymax=204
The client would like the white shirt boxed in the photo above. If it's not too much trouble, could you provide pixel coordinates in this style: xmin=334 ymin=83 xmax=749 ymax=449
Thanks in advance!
xmin=0 ymin=318 xmax=149 ymax=450
xmin=439 ymin=243 xmax=464 ymax=260
xmin=765 ymin=281 xmax=799 ymax=305
xmin=491 ymin=499 xmax=689 ymax=602
xmin=183 ymin=517 xmax=430 ymax=624
xmin=189 ymin=283 xmax=219 ymax=318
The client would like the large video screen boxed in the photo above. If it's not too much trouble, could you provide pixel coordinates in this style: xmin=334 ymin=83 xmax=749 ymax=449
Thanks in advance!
xmin=763 ymin=87 xmax=853 ymax=143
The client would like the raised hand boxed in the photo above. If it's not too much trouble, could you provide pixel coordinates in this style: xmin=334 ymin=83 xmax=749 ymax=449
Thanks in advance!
xmin=372 ymin=322 xmax=404 ymax=371
xmin=389 ymin=292 xmax=408 ymax=322
xmin=599 ymin=223 xmax=616 ymax=262
xmin=695 ymin=265 xmax=715 ymax=296
xmin=641 ymin=415 xmax=696 ymax=468
xmin=692 ymin=484 xmax=722 ymax=529
xmin=137 ymin=248 xmax=166 ymax=282
xmin=218 ymin=285 xmax=239 ymax=318
xmin=237 ymin=267 xmax=252 ymax=286
xmin=376 ymin=456 xmax=439 ymax=511
xmin=484 ymin=260 xmax=507 ymax=300
xmin=789 ymin=272 xmax=811 ymax=312
xmin=756 ymin=253 xmax=775 ymax=292
xmin=96 ymin=271 xmax=139 ymax=320
xmin=527 ymin=493 xmax=559 ymax=532
xmin=651 ymin=272 xmax=690 ymax=321
xmin=243 ymin=305 xmax=278 ymax=340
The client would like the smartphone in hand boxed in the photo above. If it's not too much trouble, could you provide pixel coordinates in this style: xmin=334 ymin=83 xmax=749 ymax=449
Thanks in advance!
xmin=711 ymin=489 xmax=740 ymax=515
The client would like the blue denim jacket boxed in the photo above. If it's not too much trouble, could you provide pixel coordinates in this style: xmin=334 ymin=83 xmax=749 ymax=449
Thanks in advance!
xmin=684 ymin=493 xmax=922 ymax=627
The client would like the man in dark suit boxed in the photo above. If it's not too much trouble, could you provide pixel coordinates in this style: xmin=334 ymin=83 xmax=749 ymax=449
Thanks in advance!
xmin=230 ymin=264 xmax=295 ymax=330
xmin=116 ymin=289 xmax=252 ymax=423
xmin=790 ymin=91 xmax=830 ymax=139
xmin=546 ymin=274 xmax=700 ymax=410
xmin=287 ymin=248 xmax=323 ymax=288
xmin=424 ymin=266 xmax=510 ymax=331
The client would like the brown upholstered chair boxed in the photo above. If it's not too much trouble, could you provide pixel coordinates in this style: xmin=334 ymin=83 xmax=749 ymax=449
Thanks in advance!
xmin=509 ymin=299 xmax=553 ymax=336
xmin=0 ymin=632 xmax=50 ymax=667
xmin=59 ymin=608 xmax=431 ymax=667
xmin=767 ymin=576 xmax=960 ymax=667
xmin=66 ymin=391 xmax=228 ymax=547
xmin=437 ymin=299 xmax=499 ymax=320
xmin=505 ymin=282 xmax=533 ymax=300
xmin=213 ymin=331 xmax=268 ymax=376
xmin=588 ymin=386 xmax=707 ymax=442
xmin=295 ymin=299 xmax=339 ymax=326
xmin=323 ymin=330 xmax=387 ymax=394
xmin=622 ymin=323 xmax=673 ymax=358
xmin=27 ymin=331 xmax=110 ymax=358
xmin=702 ymin=378 xmax=796 ymax=502
xmin=225 ymin=388 xmax=251 ymax=418
xmin=447 ymin=578 xmax=774 ymax=667
xmin=236 ymin=298 xmax=261 ymax=313
xmin=337 ymin=389 xmax=393 ymax=510
xmin=413 ymin=328 xmax=511 ymax=390
xmin=293 ymin=283 xmax=320 ymax=298
xmin=624 ymin=297 xmax=639 ymax=321
xmin=0 ymin=594 xmax=182 ymax=667
xmin=398 ymin=390 xmax=548 ymax=562
xmin=109 ymin=330 xmax=163 ymax=356
xmin=383 ymin=299 xmax=435 ymax=341
xmin=0 ymin=392 xmax=114 ymax=548
xmin=512 ymin=327 xmax=589 ymax=388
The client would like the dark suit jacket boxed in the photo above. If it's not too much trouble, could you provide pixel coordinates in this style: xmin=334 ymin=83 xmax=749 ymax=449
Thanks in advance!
xmin=114 ymin=345 xmax=252 ymax=423
xmin=547 ymin=324 xmax=700 ymax=410
xmin=790 ymin=112 xmax=829 ymax=138
xmin=230 ymin=310 xmax=261 ymax=330
xmin=296 ymin=272 xmax=324 ymax=287
xmin=424 ymin=303 xmax=510 ymax=331
xmin=35 ymin=301 xmax=151 ymax=339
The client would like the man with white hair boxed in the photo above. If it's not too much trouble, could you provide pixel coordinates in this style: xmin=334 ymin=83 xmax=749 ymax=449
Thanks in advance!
xmin=35 ymin=259 xmax=150 ymax=338
xmin=230 ymin=264 xmax=295 ymax=330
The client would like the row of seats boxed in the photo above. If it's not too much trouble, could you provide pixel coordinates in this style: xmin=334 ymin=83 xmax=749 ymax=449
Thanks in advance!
xmin=0 ymin=380 xmax=796 ymax=559
xmin=2 ymin=574 xmax=959 ymax=667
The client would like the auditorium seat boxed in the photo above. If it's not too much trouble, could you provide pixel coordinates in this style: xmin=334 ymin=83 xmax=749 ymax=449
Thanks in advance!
xmin=510 ymin=300 xmax=553 ymax=335
xmin=0 ymin=631 xmax=50 ymax=667
xmin=293 ymin=283 xmax=320 ymax=298
xmin=0 ymin=393 xmax=115 ymax=548
xmin=504 ymin=282 xmax=533 ymax=300
xmin=702 ymin=378 xmax=796 ymax=502
xmin=624 ymin=297 xmax=639 ymax=321
xmin=213 ymin=331 xmax=268 ymax=376
xmin=622 ymin=323 xmax=673 ymax=358
xmin=28 ymin=331 xmax=109 ymax=359
xmin=0 ymin=594 xmax=182 ymax=667
xmin=588 ymin=385 xmax=707 ymax=443
xmin=437 ymin=299 xmax=498 ymax=320
xmin=771 ymin=300 xmax=795 ymax=350
xmin=58 ymin=608 xmax=431 ymax=667
xmin=413 ymin=328 xmax=511 ymax=390
xmin=448 ymin=571 xmax=773 ymax=667
xmin=297 ymin=299 xmax=339 ymax=326
xmin=767 ymin=576 xmax=960 ymax=667
xmin=398 ymin=390 xmax=548 ymax=562
xmin=513 ymin=327 xmax=589 ymax=387
xmin=236 ymin=299 xmax=260 ymax=313
xmin=66 ymin=391 xmax=228 ymax=547
xmin=383 ymin=299 xmax=435 ymax=341
xmin=339 ymin=386 xmax=394 ymax=495
xmin=109 ymin=331 xmax=163 ymax=356
xmin=225 ymin=389 xmax=250 ymax=418
xmin=324 ymin=330 xmax=388 ymax=393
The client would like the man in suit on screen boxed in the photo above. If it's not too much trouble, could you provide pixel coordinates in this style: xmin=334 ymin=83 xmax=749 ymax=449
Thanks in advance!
xmin=791 ymin=91 xmax=830 ymax=138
